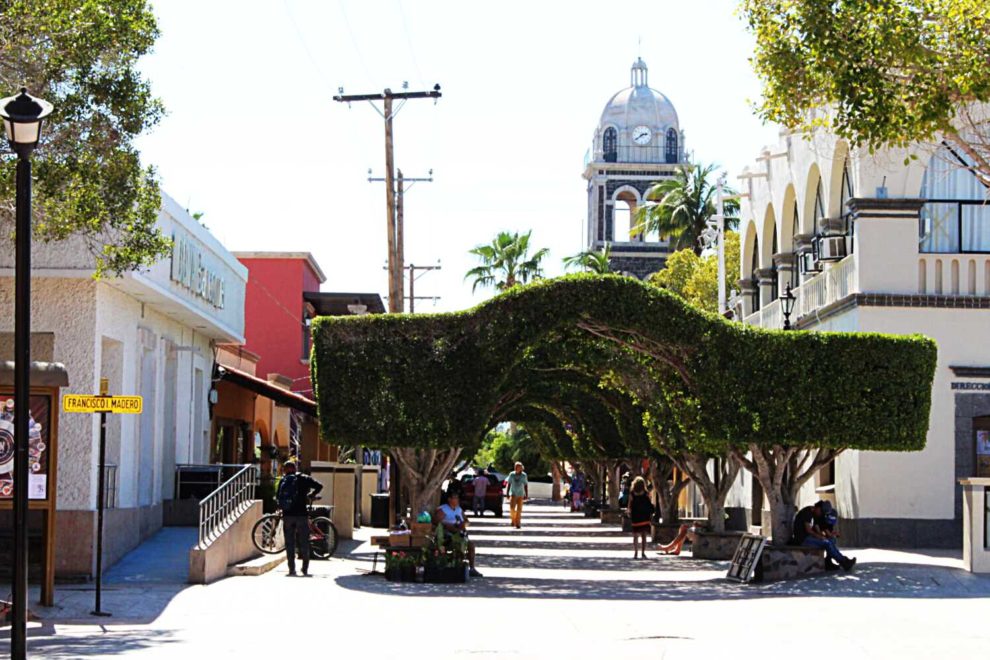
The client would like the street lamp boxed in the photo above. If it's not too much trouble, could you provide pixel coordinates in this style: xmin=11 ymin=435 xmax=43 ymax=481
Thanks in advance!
xmin=781 ymin=283 xmax=797 ymax=330
xmin=0 ymin=87 xmax=53 ymax=660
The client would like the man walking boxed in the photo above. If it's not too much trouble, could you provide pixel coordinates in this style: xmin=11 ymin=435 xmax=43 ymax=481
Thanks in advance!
xmin=472 ymin=467 xmax=488 ymax=516
xmin=276 ymin=460 xmax=323 ymax=576
xmin=505 ymin=462 xmax=529 ymax=529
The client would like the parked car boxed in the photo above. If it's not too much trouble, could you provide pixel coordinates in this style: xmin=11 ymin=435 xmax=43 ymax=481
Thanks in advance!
xmin=459 ymin=473 xmax=503 ymax=517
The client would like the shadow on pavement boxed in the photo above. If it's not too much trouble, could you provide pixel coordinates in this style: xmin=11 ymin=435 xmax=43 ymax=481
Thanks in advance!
xmin=335 ymin=560 xmax=990 ymax=601
xmin=476 ymin=552 xmax=726 ymax=573
xmin=0 ymin=623 xmax=180 ymax=658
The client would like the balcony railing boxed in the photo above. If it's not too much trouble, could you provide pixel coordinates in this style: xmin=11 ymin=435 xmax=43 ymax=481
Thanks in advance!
xmin=744 ymin=254 xmax=857 ymax=329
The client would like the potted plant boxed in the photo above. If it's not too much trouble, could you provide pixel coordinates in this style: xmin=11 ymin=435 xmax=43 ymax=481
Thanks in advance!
xmin=384 ymin=549 xmax=419 ymax=582
xmin=423 ymin=525 xmax=467 ymax=583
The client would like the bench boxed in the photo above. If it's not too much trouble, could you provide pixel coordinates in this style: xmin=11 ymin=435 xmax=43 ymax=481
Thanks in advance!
xmin=755 ymin=544 xmax=826 ymax=582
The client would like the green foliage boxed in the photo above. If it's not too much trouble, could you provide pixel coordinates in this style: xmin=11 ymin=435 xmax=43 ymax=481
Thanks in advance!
xmin=563 ymin=244 xmax=613 ymax=274
xmin=741 ymin=0 xmax=990 ymax=183
xmin=465 ymin=230 xmax=550 ymax=293
xmin=312 ymin=275 xmax=936 ymax=462
xmin=649 ymin=231 xmax=741 ymax=314
xmin=472 ymin=427 xmax=549 ymax=476
xmin=0 ymin=0 xmax=171 ymax=276
xmin=634 ymin=164 xmax=739 ymax=255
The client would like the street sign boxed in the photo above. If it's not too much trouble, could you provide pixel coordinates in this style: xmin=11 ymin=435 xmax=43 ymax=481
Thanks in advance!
xmin=62 ymin=394 xmax=142 ymax=415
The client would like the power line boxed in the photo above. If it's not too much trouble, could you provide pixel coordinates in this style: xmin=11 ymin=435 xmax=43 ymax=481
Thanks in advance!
xmin=336 ymin=0 xmax=376 ymax=86
xmin=281 ymin=0 xmax=334 ymax=93
xmin=395 ymin=0 xmax=427 ymax=88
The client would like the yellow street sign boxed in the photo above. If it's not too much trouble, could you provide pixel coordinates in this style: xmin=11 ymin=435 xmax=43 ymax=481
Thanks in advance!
xmin=62 ymin=394 xmax=143 ymax=415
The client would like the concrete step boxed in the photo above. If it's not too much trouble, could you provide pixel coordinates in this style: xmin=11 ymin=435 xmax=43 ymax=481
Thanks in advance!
xmin=227 ymin=553 xmax=285 ymax=577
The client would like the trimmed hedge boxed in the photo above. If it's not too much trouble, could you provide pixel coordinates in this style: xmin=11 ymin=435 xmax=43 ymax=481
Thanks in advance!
xmin=311 ymin=274 xmax=936 ymax=454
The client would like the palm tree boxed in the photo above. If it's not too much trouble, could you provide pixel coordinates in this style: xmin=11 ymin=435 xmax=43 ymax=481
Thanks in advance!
xmin=563 ymin=244 xmax=613 ymax=274
xmin=465 ymin=230 xmax=550 ymax=293
xmin=633 ymin=163 xmax=739 ymax=255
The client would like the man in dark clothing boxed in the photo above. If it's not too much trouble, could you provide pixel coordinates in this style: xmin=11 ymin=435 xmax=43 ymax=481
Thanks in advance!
xmin=792 ymin=500 xmax=856 ymax=571
xmin=277 ymin=461 xmax=323 ymax=576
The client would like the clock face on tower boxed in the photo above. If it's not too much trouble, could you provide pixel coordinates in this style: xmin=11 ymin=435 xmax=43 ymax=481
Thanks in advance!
xmin=632 ymin=126 xmax=652 ymax=145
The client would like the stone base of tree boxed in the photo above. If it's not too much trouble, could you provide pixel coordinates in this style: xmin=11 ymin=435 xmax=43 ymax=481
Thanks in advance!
xmin=600 ymin=508 xmax=623 ymax=525
xmin=691 ymin=531 xmax=746 ymax=560
xmin=754 ymin=545 xmax=826 ymax=582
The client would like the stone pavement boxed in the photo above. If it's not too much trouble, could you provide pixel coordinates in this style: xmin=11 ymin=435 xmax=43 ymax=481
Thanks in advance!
xmin=3 ymin=501 xmax=990 ymax=658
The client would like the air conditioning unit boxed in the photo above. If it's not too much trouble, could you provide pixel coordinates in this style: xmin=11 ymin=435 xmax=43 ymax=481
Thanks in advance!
xmin=818 ymin=235 xmax=847 ymax=261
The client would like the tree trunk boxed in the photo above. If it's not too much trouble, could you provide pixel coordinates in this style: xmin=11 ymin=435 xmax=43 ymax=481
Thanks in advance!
xmin=731 ymin=445 xmax=842 ymax=545
xmin=607 ymin=461 xmax=621 ymax=509
xmin=551 ymin=462 xmax=562 ymax=501
xmin=390 ymin=447 xmax=462 ymax=519
xmin=676 ymin=453 xmax=740 ymax=534
xmin=649 ymin=457 xmax=687 ymax=525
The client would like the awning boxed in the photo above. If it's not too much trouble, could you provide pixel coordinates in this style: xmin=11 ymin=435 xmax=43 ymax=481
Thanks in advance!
xmin=0 ymin=361 xmax=69 ymax=388
xmin=216 ymin=365 xmax=317 ymax=417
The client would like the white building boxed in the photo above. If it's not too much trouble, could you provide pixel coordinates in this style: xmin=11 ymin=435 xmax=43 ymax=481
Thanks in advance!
xmin=0 ymin=193 xmax=246 ymax=576
xmin=732 ymin=129 xmax=990 ymax=547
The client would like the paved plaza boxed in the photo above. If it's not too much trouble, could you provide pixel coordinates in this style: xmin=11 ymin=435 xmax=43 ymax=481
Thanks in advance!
xmin=4 ymin=502 xmax=990 ymax=658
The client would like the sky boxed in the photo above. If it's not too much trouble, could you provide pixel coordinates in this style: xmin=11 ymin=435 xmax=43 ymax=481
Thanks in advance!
xmin=136 ymin=0 xmax=781 ymax=313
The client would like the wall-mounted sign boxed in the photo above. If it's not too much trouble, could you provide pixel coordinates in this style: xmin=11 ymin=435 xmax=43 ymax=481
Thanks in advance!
xmin=952 ymin=382 xmax=990 ymax=391
xmin=63 ymin=395 xmax=143 ymax=414
xmin=0 ymin=395 xmax=52 ymax=500
xmin=171 ymin=231 xmax=226 ymax=309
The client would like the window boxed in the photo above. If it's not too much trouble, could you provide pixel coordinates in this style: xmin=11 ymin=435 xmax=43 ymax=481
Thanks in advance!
xmin=814 ymin=179 xmax=825 ymax=227
xmin=665 ymin=128 xmax=678 ymax=164
xmin=840 ymin=159 xmax=854 ymax=212
xmin=770 ymin=229 xmax=779 ymax=301
xmin=603 ymin=127 xmax=617 ymax=163
xmin=920 ymin=147 xmax=990 ymax=253
xmin=750 ymin=241 xmax=761 ymax=312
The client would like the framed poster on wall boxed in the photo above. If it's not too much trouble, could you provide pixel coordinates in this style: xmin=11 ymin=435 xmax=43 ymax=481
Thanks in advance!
xmin=0 ymin=394 xmax=53 ymax=500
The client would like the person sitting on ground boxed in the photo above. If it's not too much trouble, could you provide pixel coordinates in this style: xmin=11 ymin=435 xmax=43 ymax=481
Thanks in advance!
xmin=656 ymin=523 xmax=700 ymax=556
xmin=627 ymin=476 xmax=654 ymax=559
xmin=792 ymin=500 xmax=856 ymax=571
xmin=435 ymin=489 xmax=483 ymax=577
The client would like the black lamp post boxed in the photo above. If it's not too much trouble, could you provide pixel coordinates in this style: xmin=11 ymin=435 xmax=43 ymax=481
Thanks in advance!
xmin=1 ymin=87 xmax=53 ymax=660
xmin=781 ymin=282 xmax=797 ymax=330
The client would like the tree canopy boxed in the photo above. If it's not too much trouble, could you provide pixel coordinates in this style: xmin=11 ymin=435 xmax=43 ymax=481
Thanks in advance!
xmin=649 ymin=231 xmax=741 ymax=314
xmin=0 ymin=0 xmax=170 ymax=275
xmin=465 ymin=230 xmax=549 ymax=293
xmin=742 ymin=0 xmax=990 ymax=184
xmin=312 ymin=275 xmax=935 ymax=456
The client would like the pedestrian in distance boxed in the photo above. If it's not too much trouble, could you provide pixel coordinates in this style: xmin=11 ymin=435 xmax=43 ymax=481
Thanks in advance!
xmin=627 ymin=476 xmax=654 ymax=559
xmin=505 ymin=461 xmax=529 ymax=529
xmin=276 ymin=460 xmax=323 ymax=577
xmin=472 ymin=467 xmax=488 ymax=517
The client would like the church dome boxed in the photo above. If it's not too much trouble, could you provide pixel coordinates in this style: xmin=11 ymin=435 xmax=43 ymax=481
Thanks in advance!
xmin=592 ymin=58 xmax=683 ymax=164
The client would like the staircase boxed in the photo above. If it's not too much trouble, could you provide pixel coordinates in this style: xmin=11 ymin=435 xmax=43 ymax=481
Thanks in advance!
xmin=188 ymin=464 xmax=263 ymax=584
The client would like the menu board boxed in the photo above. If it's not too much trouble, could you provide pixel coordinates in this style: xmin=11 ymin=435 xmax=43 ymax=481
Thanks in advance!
xmin=977 ymin=429 xmax=990 ymax=478
xmin=0 ymin=394 xmax=51 ymax=500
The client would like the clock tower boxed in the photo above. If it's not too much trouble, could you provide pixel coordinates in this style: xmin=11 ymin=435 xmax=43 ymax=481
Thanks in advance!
xmin=582 ymin=58 xmax=687 ymax=279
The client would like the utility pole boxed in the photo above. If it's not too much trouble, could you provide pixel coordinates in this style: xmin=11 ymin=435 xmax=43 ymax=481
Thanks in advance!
xmin=335 ymin=84 xmax=441 ymax=313
xmin=406 ymin=262 xmax=441 ymax=313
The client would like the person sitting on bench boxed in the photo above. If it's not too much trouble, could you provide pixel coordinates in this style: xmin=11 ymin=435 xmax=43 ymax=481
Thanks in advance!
xmin=657 ymin=523 xmax=701 ymax=556
xmin=435 ymin=489 xmax=483 ymax=577
xmin=792 ymin=500 xmax=856 ymax=571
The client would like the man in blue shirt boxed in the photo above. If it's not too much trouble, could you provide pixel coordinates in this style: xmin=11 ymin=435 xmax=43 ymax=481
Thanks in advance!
xmin=505 ymin=462 xmax=529 ymax=529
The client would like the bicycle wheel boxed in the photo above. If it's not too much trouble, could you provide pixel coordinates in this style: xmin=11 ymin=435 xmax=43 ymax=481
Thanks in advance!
xmin=252 ymin=514 xmax=285 ymax=554
xmin=309 ymin=516 xmax=338 ymax=559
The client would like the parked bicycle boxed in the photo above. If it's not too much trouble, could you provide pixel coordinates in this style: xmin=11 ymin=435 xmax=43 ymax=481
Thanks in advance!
xmin=251 ymin=496 xmax=338 ymax=559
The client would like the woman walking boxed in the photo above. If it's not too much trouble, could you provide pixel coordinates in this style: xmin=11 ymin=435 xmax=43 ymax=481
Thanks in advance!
xmin=627 ymin=476 xmax=654 ymax=559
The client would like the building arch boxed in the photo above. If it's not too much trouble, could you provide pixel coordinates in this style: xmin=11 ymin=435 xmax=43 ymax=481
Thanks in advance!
xmin=612 ymin=185 xmax=642 ymax=242
xmin=802 ymin=163 xmax=824 ymax=236
xmin=603 ymin=126 xmax=618 ymax=162
xmin=780 ymin=184 xmax=798 ymax=250
xmin=826 ymin=140 xmax=852 ymax=217
xmin=759 ymin=204 xmax=777 ymax=270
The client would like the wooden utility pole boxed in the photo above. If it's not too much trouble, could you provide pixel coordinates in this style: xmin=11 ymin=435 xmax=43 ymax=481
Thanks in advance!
xmin=334 ymin=85 xmax=441 ymax=314
xmin=406 ymin=262 xmax=441 ymax=313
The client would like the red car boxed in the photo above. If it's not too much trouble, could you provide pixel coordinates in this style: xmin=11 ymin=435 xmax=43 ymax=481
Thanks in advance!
xmin=458 ymin=473 xmax=503 ymax=517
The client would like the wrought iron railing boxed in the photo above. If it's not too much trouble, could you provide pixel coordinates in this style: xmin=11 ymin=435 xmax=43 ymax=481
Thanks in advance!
xmin=175 ymin=463 xmax=251 ymax=500
xmin=197 ymin=464 xmax=257 ymax=548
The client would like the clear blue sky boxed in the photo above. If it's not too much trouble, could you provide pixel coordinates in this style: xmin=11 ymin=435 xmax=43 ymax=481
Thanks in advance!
xmin=137 ymin=0 xmax=780 ymax=312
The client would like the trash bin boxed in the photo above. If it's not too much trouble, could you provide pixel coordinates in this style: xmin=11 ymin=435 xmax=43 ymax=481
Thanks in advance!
xmin=370 ymin=493 xmax=390 ymax=528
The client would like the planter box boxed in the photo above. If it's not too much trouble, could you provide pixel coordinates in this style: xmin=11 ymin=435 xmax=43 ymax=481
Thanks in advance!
xmin=385 ymin=565 xmax=418 ymax=582
xmin=691 ymin=531 xmax=745 ymax=560
xmin=600 ymin=508 xmax=623 ymax=525
xmin=755 ymin=545 xmax=826 ymax=582
xmin=423 ymin=564 xmax=466 ymax=583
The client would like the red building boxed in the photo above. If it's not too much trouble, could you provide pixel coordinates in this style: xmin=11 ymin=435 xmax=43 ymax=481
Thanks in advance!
xmin=234 ymin=252 xmax=385 ymax=397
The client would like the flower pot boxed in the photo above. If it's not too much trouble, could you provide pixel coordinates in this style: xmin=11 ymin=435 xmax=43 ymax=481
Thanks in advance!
xmin=385 ymin=565 xmax=418 ymax=582
xmin=424 ymin=564 xmax=466 ymax=583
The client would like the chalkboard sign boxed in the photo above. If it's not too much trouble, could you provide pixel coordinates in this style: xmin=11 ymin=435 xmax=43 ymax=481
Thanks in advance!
xmin=726 ymin=534 xmax=768 ymax=582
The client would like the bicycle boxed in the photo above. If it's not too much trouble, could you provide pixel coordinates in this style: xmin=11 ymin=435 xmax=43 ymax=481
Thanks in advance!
xmin=251 ymin=496 xmax=338 ymax=559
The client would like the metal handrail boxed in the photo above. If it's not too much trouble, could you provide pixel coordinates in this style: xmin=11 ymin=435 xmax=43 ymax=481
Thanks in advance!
xmin=197 ymin=464 xmax=257 ymax=548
